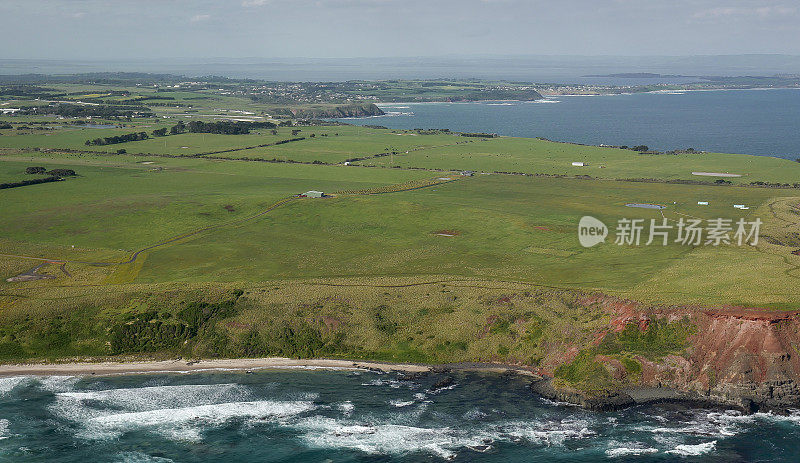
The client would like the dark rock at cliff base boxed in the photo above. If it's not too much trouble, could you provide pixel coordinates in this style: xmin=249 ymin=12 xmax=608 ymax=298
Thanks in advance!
xmin=709 ymin=380 xmax=800 ymax=414
xmin=430 ymin=376 xmax=455 ymax=392
xmin=530 ymin=378 xmax=635 ymax=411
xmin=398 ymin=371 xmax=428 ymax=382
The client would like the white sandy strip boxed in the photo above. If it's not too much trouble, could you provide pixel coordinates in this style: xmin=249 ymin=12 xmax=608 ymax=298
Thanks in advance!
xmin=691 ymin=172 xmax=742 ymax=177
xmin=0 ymin=358 xmax=430 ymax=377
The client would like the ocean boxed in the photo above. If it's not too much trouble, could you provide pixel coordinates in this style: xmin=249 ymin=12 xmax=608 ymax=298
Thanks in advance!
xmin=0 ymin=369 xmax=798 ymax=462
xmin=343 ymin=89 xmax=800 ymax=160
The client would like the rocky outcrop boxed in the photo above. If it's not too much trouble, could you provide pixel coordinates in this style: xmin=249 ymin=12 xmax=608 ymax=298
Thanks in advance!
xmin=530 ymin=378 xmax=635 ymax=411
xmin=291 ymin=103 xmax=384 ymax=119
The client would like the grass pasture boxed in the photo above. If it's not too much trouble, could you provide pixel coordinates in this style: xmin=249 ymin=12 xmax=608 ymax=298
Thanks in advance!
xmin=4 ymin=121 xmax=800 ymax=186
xmin=0 ymin=154 xmax=432 ymax=259
xmin=355 ymin=135 xmax=800 ymax=185
xmin=2 ymin=125 xmax=799 ymax=307
xmin=129 ymin=174 xmax=800 ymax=306
xmin=2 ymin=116 xmax=800 ymax=365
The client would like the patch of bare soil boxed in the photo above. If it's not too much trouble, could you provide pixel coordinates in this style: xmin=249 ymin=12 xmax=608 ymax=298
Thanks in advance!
xmin=6 ymin=263 xmax=56 ymax=282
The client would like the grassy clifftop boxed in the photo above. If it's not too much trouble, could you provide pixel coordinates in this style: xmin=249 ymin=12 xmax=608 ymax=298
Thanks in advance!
xmin=0 ymin=278 xmax=608 ymax=364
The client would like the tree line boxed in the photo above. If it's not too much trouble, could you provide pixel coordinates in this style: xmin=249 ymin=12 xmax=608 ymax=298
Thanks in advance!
xmin=184 ymin=120 xmax=277 ymax=134
xmin=26 ymin=166 xmax=77 ymax=176
xmin=85 ymin=132 xmax=149 ymax=146
xmin=84 ymin=120 xmax=283 ymax=147
xmin=1 ymin=176 xmax=61 ymax=190
xmin=151 ymin=120 xmax=278 ymax=137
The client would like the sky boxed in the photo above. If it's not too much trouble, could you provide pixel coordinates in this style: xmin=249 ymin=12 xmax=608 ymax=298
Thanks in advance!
xmin=1 ymin=0 xmax=799 ymax=59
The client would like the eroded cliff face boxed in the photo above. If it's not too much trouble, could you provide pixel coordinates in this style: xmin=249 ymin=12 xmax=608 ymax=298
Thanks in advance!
xmin=687 ymin=309 xmax=800 ymax=411
xmin=580 ymin=295 xmax=800 ymax=412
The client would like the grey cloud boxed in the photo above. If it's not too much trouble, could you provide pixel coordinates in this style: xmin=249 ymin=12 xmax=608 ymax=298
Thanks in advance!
xmin=0 ymin=0 xmax=798 ymax=59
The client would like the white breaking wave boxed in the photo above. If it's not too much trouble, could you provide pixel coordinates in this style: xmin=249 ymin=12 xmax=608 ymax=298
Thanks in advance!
xmin=666 ymin=440 xmax=717 ymax=456
xmin=49 ymin=382 xmax=315 ymax=441
xmin=752 ymin=409 xmax=800 ymax=426
xmin=338 ymin=401 xmax=354 ymax=416
xmin=0 ymin=376 xmax=30 ymax=396
xmin=36 ymin=376 xmax=80 ymax=393
xmin=361 ymin=378 xmax=411 ymax=389
xmin=294 ymin=415 xmax=596 ymax=460
xmin=497 ymin=418 xmax=596 ymax=446
xmin=389 ymin=399 xmax=414 ymax=408
xmin=643 ymin=409 xmax=752 ymax=438
xmin=79 ymin=400 xmax=316 ymax=441
xmin=0 ymin=375 xmax=74 ymax=395
xmin=605 ymin=442 xmax=659 ymax=457
xmin=296 ymin=416 xmax=485 ymax=460
xmin=0 ymin=418 xmax=10 ymax=440
xmin=51 ymin=383 xmax=253 ymax=424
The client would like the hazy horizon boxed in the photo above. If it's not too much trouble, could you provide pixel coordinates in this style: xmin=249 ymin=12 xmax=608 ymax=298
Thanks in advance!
xmin=3 ymin=54 xmax=800 ymax=82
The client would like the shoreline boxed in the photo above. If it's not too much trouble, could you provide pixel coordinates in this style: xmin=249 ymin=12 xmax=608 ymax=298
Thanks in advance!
xmin=2 ymin=358 xmax=795 ymax=414
xmin=0 ymin=357 xmax=538 ymax=378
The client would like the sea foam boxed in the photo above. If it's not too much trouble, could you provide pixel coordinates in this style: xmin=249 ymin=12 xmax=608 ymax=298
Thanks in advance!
xmin=666 ymin=440 xmax=717 ymax=456
xmin=50 ymin=382 xmax=315 ymax=441
xmin=294 ymin=414 xmax=596 ymax=459
xmin=0 ymin=418 xmax=10 ymax=440
xmin=79 ymin=400 xmax=316 ymax=441
xmin=0 ymin=376 xmax=30 ymax=396
xmin=605 ymin=442 xmax=659 ymax=458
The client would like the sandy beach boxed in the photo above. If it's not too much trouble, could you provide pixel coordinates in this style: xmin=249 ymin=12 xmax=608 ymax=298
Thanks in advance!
xmin=0 ymin=358 xmax=435 ymax=377
xmin=0 ymin=357 xmax=540 ymax=378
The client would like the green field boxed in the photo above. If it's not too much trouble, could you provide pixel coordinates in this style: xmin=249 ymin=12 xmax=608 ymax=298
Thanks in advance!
xmin=2 ymin=83 xmax=800 ymax=380
xmin=5 ymin=122 xmax=800 ymax=184
xmin=2 ymin=145 xmax=797 ymax=307
xmin=0 ymin=154 xmax=431 ymax=256
xmin=354 ymin=136 xmax=800 ymax=185
xmin=128 ymin=174 xmax=795 ymax=306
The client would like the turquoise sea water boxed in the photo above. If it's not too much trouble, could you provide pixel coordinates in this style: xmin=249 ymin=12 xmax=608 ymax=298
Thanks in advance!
xmin=343 ymin=89 xmax=800 ymax=159
xmin=0 ymin=369 xmax=798 ymax=462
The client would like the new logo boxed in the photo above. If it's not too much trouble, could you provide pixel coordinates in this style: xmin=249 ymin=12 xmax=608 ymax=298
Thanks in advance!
xmin=578 ymin=216 xmax=608 ymax=248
